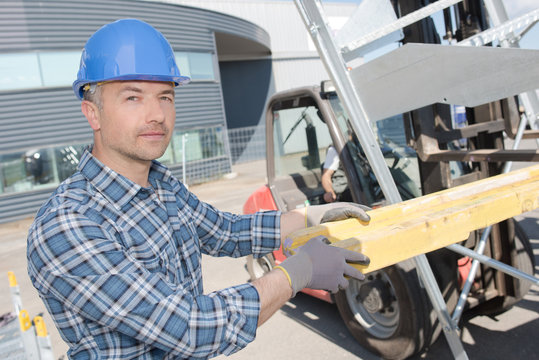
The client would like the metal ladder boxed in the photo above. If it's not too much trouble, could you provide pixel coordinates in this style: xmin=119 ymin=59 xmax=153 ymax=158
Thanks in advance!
xmin=0 ymin=272 xmax=55 ymax=360
xmin=293 ymin=1 xmax=539 ymax=359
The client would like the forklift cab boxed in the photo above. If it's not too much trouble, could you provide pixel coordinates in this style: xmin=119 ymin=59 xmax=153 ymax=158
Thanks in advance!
xmin=266 ymin=84 xmax=421 ymax=213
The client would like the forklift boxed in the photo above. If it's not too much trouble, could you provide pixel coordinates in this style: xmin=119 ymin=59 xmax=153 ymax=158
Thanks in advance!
xmin=243 ymin=1 xmax=538 ymax=358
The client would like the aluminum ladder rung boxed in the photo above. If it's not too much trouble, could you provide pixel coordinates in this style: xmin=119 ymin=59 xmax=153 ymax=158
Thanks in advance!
xmin=458 ymin=8 xmax=539 ymax=47
xmin=341 ymin=0 xmax=462 ymax=56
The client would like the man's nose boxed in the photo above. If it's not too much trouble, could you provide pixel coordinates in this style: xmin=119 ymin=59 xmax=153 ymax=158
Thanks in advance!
xmin=146 ymin=98 xmax=166 ymax=123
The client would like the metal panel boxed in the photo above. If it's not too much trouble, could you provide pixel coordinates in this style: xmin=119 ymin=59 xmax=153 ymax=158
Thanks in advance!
xmin=350 ymin=43 xmax=539 ymax=122
xmin=0 ymin=188 xmax=55 ymax=224
xmin=0 ymin=0 xmax=270 ymax=52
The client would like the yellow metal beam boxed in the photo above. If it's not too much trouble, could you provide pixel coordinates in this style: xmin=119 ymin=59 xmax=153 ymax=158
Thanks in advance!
xmin=284 ymin=164 xmax=539 ymax=273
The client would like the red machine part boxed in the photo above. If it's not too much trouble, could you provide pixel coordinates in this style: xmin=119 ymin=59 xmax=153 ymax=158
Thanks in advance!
xmin=243 ymin=185 xmax=278 ymax=214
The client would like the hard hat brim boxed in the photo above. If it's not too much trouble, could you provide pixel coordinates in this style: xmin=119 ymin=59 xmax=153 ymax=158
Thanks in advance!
xmin=73 ymin=74 xmax=190 ymax=100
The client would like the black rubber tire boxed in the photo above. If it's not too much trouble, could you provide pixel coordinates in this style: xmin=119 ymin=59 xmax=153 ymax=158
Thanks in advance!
xmin=335 ymin=254 xmax=458 ymax=360
xmin=475 ymin=220 xmax=535 ymax=315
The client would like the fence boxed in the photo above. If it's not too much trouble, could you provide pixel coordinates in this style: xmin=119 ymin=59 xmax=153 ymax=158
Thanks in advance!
xmin=227 ymin=125 xmax=266 ymax=164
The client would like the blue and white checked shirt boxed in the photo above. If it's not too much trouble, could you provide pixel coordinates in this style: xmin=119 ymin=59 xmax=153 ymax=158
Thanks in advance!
xmin=27 ymin=149 xmax=281 ymax=359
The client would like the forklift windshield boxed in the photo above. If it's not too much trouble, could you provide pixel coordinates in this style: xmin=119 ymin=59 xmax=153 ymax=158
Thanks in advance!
xmin=326 ymin=93 xmax=422 ymax=204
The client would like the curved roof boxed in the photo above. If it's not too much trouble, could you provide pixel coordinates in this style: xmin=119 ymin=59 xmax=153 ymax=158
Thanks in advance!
xmin=0 ymin=0 xmax=271 ymax=58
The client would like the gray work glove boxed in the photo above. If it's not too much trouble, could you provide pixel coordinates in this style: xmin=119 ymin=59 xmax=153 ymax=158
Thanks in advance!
xmin=305 ymin=202 xmax=371 ymax=227
xmin=277 ymin=235 xmax=370 ymax=296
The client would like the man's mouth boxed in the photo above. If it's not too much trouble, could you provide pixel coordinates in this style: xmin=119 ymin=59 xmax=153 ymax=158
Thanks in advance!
xmin=139 ymin=131 xmax=166 ymax=140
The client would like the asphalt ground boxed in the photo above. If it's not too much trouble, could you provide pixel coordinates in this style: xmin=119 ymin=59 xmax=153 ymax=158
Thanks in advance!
xmin=0 ymin=148 xmax=538 ymax=359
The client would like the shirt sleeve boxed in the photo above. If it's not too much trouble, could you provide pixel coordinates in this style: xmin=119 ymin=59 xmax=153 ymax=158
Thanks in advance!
xmin=323 ymin=146 xmax=340 ymax=171
xmin=27 ymin=209 xmax=260 ymax=358
xmin=178 ymin=183 xmax=281 ymax=258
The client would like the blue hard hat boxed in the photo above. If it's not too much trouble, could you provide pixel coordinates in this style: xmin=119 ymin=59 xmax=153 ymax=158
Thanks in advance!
xmin=73 ymin=19 xmax=190 ymax=100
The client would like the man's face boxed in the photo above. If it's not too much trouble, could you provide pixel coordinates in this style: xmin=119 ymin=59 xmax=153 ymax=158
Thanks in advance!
xmin=92 ymin=80 xmax=176 ymax=165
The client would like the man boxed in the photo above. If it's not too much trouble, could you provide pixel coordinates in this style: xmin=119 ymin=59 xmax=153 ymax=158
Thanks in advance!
xmin=322 ymin=144 xmax=348 ymax=203
xmin=27 ymin=19 xmax=370 ymax=359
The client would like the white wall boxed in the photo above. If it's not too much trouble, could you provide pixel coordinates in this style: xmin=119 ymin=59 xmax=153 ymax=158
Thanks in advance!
xmin=151 ymin=0 xmax=358 ymax=91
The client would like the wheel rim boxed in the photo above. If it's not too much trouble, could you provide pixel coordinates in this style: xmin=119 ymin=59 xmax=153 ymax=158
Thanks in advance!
xmin=252 ymin=256 xmax=273 ymax=278
xmin=344 ymin=270 xmax=400 ymax=339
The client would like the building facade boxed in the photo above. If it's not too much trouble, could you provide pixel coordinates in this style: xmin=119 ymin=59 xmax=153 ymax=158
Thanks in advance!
xmin=0 ymin=0 xmax=271 ymax=223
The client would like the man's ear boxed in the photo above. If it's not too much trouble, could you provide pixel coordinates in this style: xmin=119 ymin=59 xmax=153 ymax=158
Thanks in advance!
xmin=81 ymin=100 xmax=101 ymax=130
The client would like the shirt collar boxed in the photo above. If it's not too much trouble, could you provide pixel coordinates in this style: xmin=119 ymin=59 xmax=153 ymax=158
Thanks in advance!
xmin=77 ymin=147 xmax=173 ymax=209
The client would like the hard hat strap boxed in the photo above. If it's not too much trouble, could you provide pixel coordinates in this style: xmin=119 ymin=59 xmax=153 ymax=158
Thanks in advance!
xmin=82 ymin=82 xmax=107 ymax=94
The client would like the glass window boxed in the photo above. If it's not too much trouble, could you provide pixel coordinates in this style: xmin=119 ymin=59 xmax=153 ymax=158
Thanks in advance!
xmin=199 ymin=127 xmax=224 ymax=158
xmin=175 ymin=52 xmax=191 ymax=78
xmin=0 ymin=50 xmax=215 ymax=92
xmin=328 ymin=93 xmax=422 ymax=202
xmin=0 ymin=53 xmax=41 ymax=90
xmin=165 ymin=127 xmax=225 ymax=165
xmin=54 ymin=145 xmax=86 ymax=181
xmin=188 ymin=52 xmax=215 ymax=80
xmin=157 ymin=143 xmax=175 ymax=165
xmin=39 ymin=51 xmax=81 ymax=87
xmin=173 ymin=130 xmax=201 ymax=162
xmin=0 ymin=148 xmax=56 ymax=194
xmin=0 ymin=126 xmax=226 ymax=196
xmin=273 ymin=105 xmax=332 ymax=177
xmin=0 ymin=144 xmax=86 ymax=195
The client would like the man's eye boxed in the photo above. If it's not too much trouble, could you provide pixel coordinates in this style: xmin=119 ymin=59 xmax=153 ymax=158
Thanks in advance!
xmin=161 ymin=96 xmax=173 ymax=102
xmin=126 ymin=96 xmax=137 ymax=101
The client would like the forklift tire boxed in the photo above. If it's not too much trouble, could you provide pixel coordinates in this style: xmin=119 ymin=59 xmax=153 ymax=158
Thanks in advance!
xmin=335 ymin=258 xmax=455 ymax=360
xmin=246 ymin=253 xmax=275 ymax=281
xmin=475 ymin=221 xmax=535 ymax=315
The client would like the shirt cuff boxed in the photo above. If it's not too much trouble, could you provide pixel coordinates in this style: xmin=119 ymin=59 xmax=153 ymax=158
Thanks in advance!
xmin=250 ymin=210 xmax=281 ymax=257
xmin=217 ymin=282 xmax=261 ymax=355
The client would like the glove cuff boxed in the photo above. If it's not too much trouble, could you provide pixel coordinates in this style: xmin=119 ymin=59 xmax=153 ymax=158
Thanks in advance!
xmin=274 ymin=266 xmax=293 ymax=288
xmin=278 ymin=252 xmax=312 ymax=297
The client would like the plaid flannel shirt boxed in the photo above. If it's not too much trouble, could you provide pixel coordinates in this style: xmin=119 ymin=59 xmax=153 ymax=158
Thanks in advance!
xmin=27 ymin=149 xmax=281 ymax=359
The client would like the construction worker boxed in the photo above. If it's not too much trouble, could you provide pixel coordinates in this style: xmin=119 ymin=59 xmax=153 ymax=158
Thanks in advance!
xmin=26 ymin=19 xmax=370 ymax=359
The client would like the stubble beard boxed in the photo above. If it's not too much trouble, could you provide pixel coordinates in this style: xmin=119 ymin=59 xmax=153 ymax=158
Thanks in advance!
xmin=102 ymin=127 xmax=171 ymax=164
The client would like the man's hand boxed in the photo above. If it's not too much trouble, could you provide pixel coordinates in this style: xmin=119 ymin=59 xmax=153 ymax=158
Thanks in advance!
xmin=276 ymin=235 xmax=370 ymax=296
xmin=323 ymin=191 xmax=337 ymax=203
xmin=305 ymin=202 xmax=370 ymax=227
